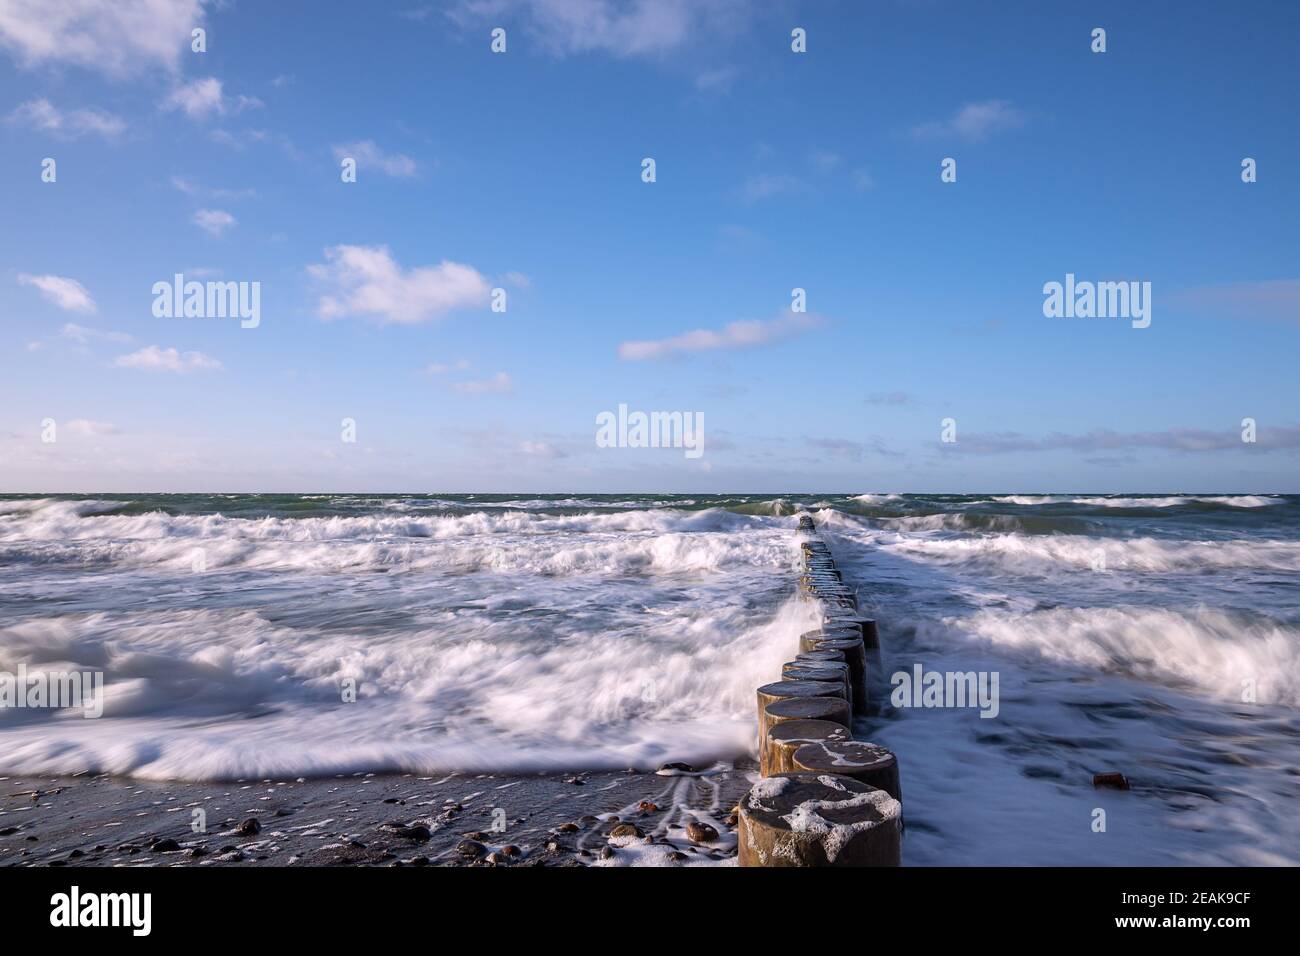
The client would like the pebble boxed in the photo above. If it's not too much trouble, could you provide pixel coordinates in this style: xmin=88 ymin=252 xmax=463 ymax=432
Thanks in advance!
xmin=1093 ymin=772 xmax=1131 ymax=790
xmin=150 ymin=838 xmax=181 ymax=853
xmin=390 ymin=824 xmax=431 ymax=842
xmin=656 ymin=762 xmax=696 ymax=775
xmin=638 ymin=801 xmax=659 ymax=813
xmin=236 ymin=818 xmax=261 ymax=836
xmin=685 ymin=822 xmax=719 ymax=844
xmin=609 ymin=823 xmax=642 ymax=838
xmin=457 ymin=839 xmax=486 ymax=859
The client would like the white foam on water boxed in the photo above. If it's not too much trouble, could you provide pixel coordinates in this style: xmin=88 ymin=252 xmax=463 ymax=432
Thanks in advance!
xmin=884 ymin=533 xmax=1300 ymax=573
xmin=925 ymin=605 xmax=1300 ymax=706
xmin=0 ymin=501 xmax=821 ymax=780
xmin=987 ymin=494 xmax=1283 ymax=508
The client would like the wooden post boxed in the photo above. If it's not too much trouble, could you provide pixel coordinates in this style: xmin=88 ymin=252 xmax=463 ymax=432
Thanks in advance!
xmin=737 ymin=773 xmax=901 ymax=867
xmin=762 ymin=719 xmax=850 ymax=775
xmin=762 ymin=696 xmax=851 ymax=747
xmin=791 ymin=740 xmax=901 ymax=801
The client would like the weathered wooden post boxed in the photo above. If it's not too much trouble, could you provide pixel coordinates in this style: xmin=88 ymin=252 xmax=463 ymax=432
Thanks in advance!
xmin=762 ymin=719 xmax=850 ymax=775
xmin=791 ymin=739 xmax=901 ymax=801
xmin=737 ymin=773 xmax=901 ymax=866
xmin=756 ymin=679 xmax=848 ymax=748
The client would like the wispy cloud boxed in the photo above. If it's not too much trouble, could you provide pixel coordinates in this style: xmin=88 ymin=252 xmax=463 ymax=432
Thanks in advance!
xmin=912 ymin=99 xmax=1027 ymax=142
xmin=61 ymin=323 xmax=130 ymax=345
xmin=0 ymin=0 xmax=204 ymax=77
xmin=9 ymin=98 xmax=125 ymax=139
xmin=804 ymin=435 xmax=901 ymax=461
xmin=943 ymin=425 xmax=1300 ymax=455
xmin=115 ymin=345 xmax=223 ymax=373
xmin=64 ymin=419 xmax=118 ymax=437
xmin=422 ymin=358 xmax=471 ymax=375
xmin=309 ymin=244 xmax=492 ymax=324
xmin=695 ymin=65 xmax=739 ymax=94
xmin=618 ymin=310 xmax=822 ymax=361
xmin=331 ymin=140 xmax=418 ymax=178
xmin=171 ymin=175 xmax=257 ymax=201
xmin=162 ymin=77 xmax=261 ymax=120
xmin=451 ymin=371 xmax=513 ymax=394
xmin=18 ymin=273 xmax=96 ymax=313
xmin=192 ymin=208 xmax=236 ymax=236
xmin=444 ymin=0 xmax=749 ymax=59
xmin=519 ymin=439 xmax=566 ymax=458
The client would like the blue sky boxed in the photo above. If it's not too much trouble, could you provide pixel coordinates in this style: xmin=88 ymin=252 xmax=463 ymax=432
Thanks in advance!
xmin=1 ymin=0 xmax=1297 ymax=493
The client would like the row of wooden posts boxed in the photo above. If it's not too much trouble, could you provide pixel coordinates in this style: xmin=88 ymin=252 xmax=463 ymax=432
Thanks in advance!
xmin=735 ymin=513 xmax=904 ymax=866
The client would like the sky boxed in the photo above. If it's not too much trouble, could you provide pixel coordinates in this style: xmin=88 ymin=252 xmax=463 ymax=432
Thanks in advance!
xmin=1 ymin=0 xmax=1297 ymax=494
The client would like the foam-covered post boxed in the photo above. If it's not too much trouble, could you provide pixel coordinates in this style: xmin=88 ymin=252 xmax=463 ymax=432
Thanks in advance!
xmin=738 ymin=773 xmax=901 ymax=867
xmin=791 ymin=740 xmax=901 ymax=801
xmin=762 ymin=719 xmax=850 ymax=776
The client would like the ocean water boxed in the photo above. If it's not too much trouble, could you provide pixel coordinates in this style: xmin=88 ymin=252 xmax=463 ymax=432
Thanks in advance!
xmin=1 ymin=492 xmax=1297 ymax=865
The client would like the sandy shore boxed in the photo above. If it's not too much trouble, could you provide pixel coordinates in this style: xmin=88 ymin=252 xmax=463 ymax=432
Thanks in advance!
xmin=0 ymin=762 xmax=754 ymax=867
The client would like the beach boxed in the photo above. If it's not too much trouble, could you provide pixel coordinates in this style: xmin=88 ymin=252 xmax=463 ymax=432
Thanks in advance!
xmin=0 ymin=765 xmax=752 ymax=867
xmin=2 ymin=493 xmax=1298 ymax=866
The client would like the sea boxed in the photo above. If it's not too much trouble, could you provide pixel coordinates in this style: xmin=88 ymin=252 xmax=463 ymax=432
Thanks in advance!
xmin=1 ymin=492 xmax=1296 ymax=865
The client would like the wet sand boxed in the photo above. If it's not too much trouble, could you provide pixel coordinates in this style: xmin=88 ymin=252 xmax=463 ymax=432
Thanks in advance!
xmin=0 ymin=762 xmax=755 ymax=867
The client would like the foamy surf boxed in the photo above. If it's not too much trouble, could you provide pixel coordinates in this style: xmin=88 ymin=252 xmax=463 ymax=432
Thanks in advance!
xmin=1 ymin=490 xmax=1296 ymax=869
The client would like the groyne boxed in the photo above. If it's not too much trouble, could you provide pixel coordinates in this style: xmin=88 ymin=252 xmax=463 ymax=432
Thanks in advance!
xmin=737 ymin=512 xmax=904 ymax=866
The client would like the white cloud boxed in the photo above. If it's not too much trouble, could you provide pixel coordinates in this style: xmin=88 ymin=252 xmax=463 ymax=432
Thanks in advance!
xmin=9 ymin=98 xmax=125 ymax=138
xmin=422 ymin=358 xmax=471 ymax=375
xmin=309 ymin=244 xmax=492 ymax=324
xmin=618 ymin=311 xmax=821 ymax=361
xmin=114 ymin=345 xmax=222 ymax=373
xmin=61 ymin=322 xmax=131 ymax=344
xmin=451 ymin=372 xmax=513 ymax=394
xmin=64 ymin=419 xmax=118 ymax=437
xmin=331 ymin=140 xmax=418 ymax=178
xmin=912 ymin=99 xmax=1027 ymax=142
xmin=17 ymin=273 xmax=96 ymax=313
xmin=192 ymin=208 xmax=236 ymax=236
xmin=162 ymin=77 xmax=260 ymax=120
xmin=0 ymin=0 xmax=205 ymax=77
xmin=170 ymin=175 xmax=256 ymax=200
xmin=162 ymin=77 xmax=223 ymax=118
xmin=446 ymin=0 xmax=747 ymax=58
xmin=519 ymin=439 xmax=566 ymax=458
